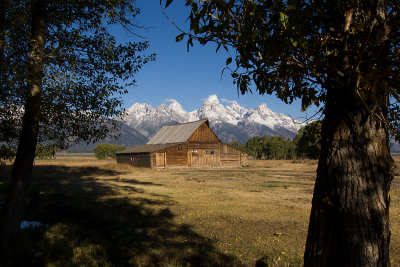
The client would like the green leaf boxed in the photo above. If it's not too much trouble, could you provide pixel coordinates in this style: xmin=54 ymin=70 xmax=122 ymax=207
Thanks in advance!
xmin=279 ymin=12 xmax=288 ymax=28
xmin=216 ymin=43 xmax=221 ymax=53
xmin=175 ymin=33 xmax=185 ymax=42
xmin=301 ymin=97 xmax=310 ymax=112
xmin=187 ymin=37 xmax=193 ymax=52
xmin=226 ymin=57 xmax=232 ymax=65
xmin=165 ymin=0 xmax=174 ymax=8
xmin=289 ymin=38 xmax=298 ymax=47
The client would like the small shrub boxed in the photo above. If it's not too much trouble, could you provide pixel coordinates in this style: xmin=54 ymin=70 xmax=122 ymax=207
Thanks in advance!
xmin=36 ymin=145 xmax=57 ymax=159
xmin=0 ymin=145 xmax=16 ymax=161
xmin=94 ymin=143 xmax=125 ymax=159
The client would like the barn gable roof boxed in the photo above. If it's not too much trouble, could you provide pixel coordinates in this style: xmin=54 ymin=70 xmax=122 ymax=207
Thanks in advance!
xmin=147 ymin=118 xmax=209 ymax=144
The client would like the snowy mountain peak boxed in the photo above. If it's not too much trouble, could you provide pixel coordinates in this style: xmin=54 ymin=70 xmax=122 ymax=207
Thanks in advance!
xmin=126 ymin=102 xmax=153 ymax=112
xmin=228 ymin=101 xmax=240 ymax=108
xmin=196 ymin=95 xmax=237 ymax=124
xmin=256 ymin=103 xmax=270 ymax=111
xmin=125 ymin=103 xmax=155 ymax=118
xmin=157 ymin=103 xmax=168 ymax=110
xmin=123 ymin=95 xmax=305 ymax=142
xmin=167 ymin=99 xmax=186 ymax=115
xmin=203 ymin=94 xmax=220 ymax=106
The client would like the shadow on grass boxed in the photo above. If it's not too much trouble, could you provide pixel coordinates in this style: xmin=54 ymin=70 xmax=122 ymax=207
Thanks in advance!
xmin=0 ymin=164 xmax=236 ymax=266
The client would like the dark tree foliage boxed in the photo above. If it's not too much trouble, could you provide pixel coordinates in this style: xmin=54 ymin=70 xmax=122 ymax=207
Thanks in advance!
xmin=35 ymin=144 xmax=57 ymax=160
xmin=164 ymin=0 xmax=399 ymax=265
xmin=294 ymin=121 xmax=322 ymax=159
xmin=263 ymin=136 xmax=295 ymax=160
xmin=0 ymin=145 xmax=16 ymax=161
xmin=94 ymin=143 xmax=125 ymax=159
xmin=244 ymin=136 xmax=263 ymax=159
xmin=243 ymin=135 xmax=295 ymax=160
xmin=230 ymin=140 xmax=240 ymax=148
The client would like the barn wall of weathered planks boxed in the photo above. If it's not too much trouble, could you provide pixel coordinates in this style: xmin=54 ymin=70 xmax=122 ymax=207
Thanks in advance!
xmin=117 ymin=153 xmax=153 ymax=168
xmin=187 ymin=123 xmax=220 ymax=143
xmin=220 ymin=143 xmax=247 ymax=167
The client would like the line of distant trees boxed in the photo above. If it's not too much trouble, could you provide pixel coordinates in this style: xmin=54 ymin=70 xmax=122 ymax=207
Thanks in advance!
xmin=0 ymin=144 xmax=57 ymax=161
xmin=0 ymin=143 xmax=126 ymax=162
xmin=231 ymin=121 xmax=322 ymax=160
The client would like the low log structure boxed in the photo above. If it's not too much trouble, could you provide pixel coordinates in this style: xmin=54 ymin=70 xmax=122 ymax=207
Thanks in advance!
xmin=116 ymin=119 xmax=247 ymax=168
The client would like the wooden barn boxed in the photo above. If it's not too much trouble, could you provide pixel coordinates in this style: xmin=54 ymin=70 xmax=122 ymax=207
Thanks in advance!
xmin=116 ymin=119 xmax=247 ymax=168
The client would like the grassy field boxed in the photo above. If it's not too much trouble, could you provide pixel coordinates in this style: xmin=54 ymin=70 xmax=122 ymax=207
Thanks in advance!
xmin=0 ymin=157 xmax=399 ymax=266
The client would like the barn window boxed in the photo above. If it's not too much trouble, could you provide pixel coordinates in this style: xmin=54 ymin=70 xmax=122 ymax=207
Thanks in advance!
xmin=178 ymin=144 xmax=182 ymax=151
xmin=206 ymin=151 xmax=209 ymax=155
xmin=211 ymin=151 xmax=214 ymax=155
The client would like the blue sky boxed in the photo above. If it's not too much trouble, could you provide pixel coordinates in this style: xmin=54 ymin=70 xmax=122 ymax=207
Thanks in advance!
xmin=119 ymin=0 xmax=319 ymax=121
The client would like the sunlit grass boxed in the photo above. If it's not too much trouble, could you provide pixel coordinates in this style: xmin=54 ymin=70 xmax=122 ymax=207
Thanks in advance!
xmin=0 ymin=157 xmax=399 ymax=266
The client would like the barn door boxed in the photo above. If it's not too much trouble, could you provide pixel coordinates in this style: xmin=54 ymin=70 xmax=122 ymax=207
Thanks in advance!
xmin=240 ymin=153 xmax=247 ymax=166
xmin=156 ymin=152 xmax=166 ymax=168
xmin=191 ymin=151 xmax=199 ymax=167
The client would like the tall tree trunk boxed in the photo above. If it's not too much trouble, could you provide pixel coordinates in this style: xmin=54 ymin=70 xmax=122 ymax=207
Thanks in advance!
xmin=304 ymin=84 xmax=395 ymax=266
xmin=0 ymin=0 xmax=45 ymax=240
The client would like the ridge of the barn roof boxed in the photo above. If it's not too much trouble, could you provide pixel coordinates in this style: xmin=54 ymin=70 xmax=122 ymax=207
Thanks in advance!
xmin=147 ymin=118 xmax=209 ymax=145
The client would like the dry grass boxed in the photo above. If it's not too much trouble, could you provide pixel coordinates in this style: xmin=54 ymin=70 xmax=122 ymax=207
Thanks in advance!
xmin=0 ymin=156 xmax=399 ymax=266
xmin=391 ymin=156 xmax=400 ymax=266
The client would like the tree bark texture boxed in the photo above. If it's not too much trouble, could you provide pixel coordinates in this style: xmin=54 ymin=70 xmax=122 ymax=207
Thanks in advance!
xmin=304 ymin=85 xmax=395 ymax=266
xmin=0 ymin=0 xmax=45 ymax=240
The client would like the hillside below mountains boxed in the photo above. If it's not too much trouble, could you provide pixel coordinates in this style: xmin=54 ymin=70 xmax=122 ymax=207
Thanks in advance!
xmin=67 ymin=123 xmax=148 ymax=153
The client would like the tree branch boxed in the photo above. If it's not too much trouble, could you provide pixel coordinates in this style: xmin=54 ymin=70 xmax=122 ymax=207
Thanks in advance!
xmin=388 ymin=85 xmax=400 ymax=102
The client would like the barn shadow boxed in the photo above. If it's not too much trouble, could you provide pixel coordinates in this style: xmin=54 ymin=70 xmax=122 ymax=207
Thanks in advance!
xmin=0 ymin=164 xmax=236 ymax=266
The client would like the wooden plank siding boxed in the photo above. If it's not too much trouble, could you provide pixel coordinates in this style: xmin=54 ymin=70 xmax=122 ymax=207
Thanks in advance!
xmin=186 ymin=124 xmax=221 ymax=168
xmin=132 ymin=154 xmax=153 ymax=168
xmin=220 ymin=154 xmax=240 ymax=167
xmin=152 ymin=143 xmax=188 ymax=153
xmin=187 ymin=149 xmax=220 ymax=168
xmin=187 ymin=123 xmax=220 ymax=143
xmin=155 ymin=153 xmax=166 ymax=168
xmin=220 ymin=143 xmax=247 ymax=167
xmin=188 ymin=142 xmax=220 ymax=150
xmin=116 ymin=154 xmax=132 ymax=165
xmin=120 ymin=142 xmax=247 ymax=169
xmin=166 ymin=152 xmax=187 ymax=167
xmin=147 ymin=143 xmax=188 ymax=168
xmin=220 ymin=143 xmax=241 ymax=154
xmin=240 ymin=153 xmax=247 ymax=166
xmin=117 ymin=153 xmax=153 ymax=168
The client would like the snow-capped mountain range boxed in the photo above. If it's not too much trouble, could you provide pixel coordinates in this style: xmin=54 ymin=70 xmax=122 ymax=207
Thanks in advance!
xmin=123 ymin=94 xmax=305 ymax=144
